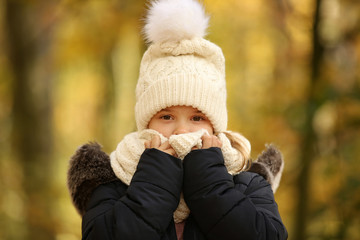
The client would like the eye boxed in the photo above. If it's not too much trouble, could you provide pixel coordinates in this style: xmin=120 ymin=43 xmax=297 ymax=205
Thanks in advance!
xmin=192 ymin=115 xmax=205 ymax=121
xmin=160 ymin=115 xmax=173 ymax=120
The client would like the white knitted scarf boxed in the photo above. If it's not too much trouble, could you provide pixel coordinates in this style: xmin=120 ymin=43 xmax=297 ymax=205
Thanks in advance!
xmin=110 ymin=129 xmax=251 ymax=223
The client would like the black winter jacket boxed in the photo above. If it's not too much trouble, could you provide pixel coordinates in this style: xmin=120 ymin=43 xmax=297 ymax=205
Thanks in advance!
xmin=70 ymin=145 xmax=287 ymax=240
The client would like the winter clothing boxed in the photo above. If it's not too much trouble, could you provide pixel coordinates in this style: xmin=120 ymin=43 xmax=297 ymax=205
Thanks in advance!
xmin=109 ymin=129 xmax=251 ymax=223
xmin=67 ymin=143 xmax=287 ymax=239
xmin=67 ymin=142 xmax=117 ymax=216
xmin=135 ymin=0 xmax=227 ymax=133
xmin=67 ymin=0 xmax=288 ymax=238
xmin=68 ymin=142 xmax=287 ymax=239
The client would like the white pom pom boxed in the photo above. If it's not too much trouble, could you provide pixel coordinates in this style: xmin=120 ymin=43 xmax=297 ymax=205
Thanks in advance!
xmin=143 ymin=0 xmax=210 ymax=44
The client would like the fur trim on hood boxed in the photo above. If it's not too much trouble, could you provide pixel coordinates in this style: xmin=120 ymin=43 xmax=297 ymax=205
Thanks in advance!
xmin=67 ymin=142 xmax=117 ymax=216
xmin=248 ymin=144 xmax=285 ymax=193
xmin=67 ymin=142 xmax=284 ymax=216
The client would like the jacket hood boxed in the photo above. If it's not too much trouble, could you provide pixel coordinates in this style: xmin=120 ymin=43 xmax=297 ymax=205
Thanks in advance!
xmin=67 ymin=142 xmax=284 ymax=216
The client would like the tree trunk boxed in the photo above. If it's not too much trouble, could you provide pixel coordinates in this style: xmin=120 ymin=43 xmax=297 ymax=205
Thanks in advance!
xmin=5 ymin=1 xmax=55 ymax=239
xmin=293 ymin=0 xmax=324 ymax=239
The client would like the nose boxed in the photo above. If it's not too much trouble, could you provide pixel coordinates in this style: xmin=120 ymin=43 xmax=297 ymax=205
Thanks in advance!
xmin=173 ymin=121 xmax=189 ymax=135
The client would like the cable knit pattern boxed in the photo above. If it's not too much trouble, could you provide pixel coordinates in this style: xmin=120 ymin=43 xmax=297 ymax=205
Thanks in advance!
xmin=110 ymin=129 xmax=251 ymax=223
xmin=135 ymin=37 xmax=227 ymax=134
xmin=135 ymin=0 xmax=228 ymax=133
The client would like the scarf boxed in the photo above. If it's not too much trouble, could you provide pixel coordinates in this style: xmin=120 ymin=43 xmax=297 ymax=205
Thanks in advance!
xmin=110 ymin=129 xmax=250 ymax=223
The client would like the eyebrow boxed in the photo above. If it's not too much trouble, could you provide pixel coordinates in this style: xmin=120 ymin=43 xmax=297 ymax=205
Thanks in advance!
xmin=159 ymin=109 xmax=171 ymax=113
xmin=160 ymin=108 xmax=203 ymax=114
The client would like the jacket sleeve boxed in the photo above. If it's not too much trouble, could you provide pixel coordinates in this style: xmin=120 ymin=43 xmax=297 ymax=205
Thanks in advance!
xmin=183 ymin=147 xmax=288 ymax=240
xmin=82 ymin=148 xmax=183 ymax=240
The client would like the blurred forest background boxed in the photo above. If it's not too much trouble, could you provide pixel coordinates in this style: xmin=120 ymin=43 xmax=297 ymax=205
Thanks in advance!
xmin=0 ymin=0 xmax=359 ymax=239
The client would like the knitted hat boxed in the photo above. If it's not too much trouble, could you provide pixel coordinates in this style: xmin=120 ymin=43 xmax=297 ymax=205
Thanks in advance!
xmin=135 ymin=0 xmax=227 ymax=133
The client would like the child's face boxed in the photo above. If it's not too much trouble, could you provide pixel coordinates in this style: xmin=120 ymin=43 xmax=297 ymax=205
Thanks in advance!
xmin=148 ymin=106 xmax=214 ymax=138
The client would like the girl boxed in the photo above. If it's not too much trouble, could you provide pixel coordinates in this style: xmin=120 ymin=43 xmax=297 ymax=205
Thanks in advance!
xmin=67 ymin=0 xmax=288 ymax=239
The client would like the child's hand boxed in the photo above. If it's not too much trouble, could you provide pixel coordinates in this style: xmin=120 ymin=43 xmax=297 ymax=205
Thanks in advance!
xmin=144 ymin=135 xmax=177 ymax=157
xmin=201 ymin=135 xmax=222 ymax=149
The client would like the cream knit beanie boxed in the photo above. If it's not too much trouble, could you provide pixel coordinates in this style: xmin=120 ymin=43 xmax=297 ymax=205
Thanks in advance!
xmin=135 ymin=0 xmax=227 ymax=133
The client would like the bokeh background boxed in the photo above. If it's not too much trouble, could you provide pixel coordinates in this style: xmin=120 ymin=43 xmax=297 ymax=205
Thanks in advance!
xmin=0 ymin=0 xmax=359 ymax=239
